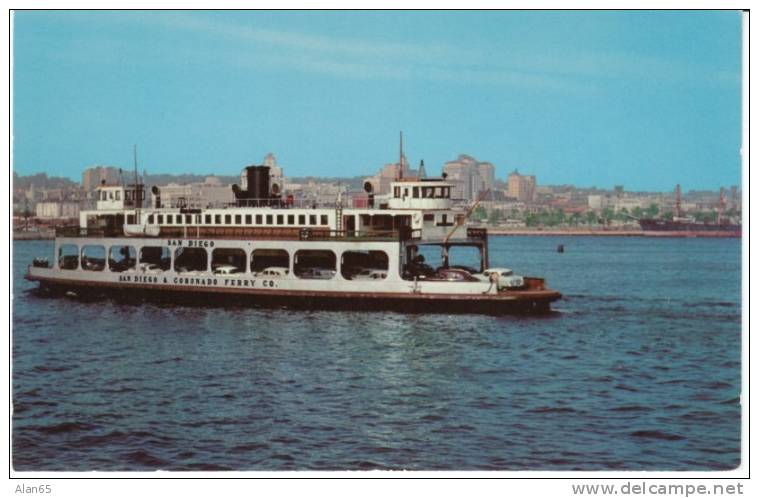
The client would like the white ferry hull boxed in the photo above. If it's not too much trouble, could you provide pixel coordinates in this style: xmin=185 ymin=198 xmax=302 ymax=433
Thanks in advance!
xmin=26 ymin=261 xmax=561 ymax=315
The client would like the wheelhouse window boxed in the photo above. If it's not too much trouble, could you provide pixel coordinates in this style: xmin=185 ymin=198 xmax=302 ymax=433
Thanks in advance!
xmin=174 ymin=247 xmax=208 ymax=273
xmin=251 ymin=249 xmax=289 ymax=275
xmin=211 ymin=248 xmax=246 ymax=275
xmin=58 ymin=244 xmax=79 ymax=270
xmin=341 ymin=251 xmax=388 ymax=280
xmin=109 ymin=245 xmax=136 ymax=272
xmin=394 ymin=186 xmax=401 ymax=198
xmin=436 ymin=214 xmax=453 ymax=227
xmin=413 ymin=186 xmax=420 ymax=198
xmin=140 ymin=246 xmax=171 ymax=271
xmin=294 ymin=250 xmax=336 ymax=280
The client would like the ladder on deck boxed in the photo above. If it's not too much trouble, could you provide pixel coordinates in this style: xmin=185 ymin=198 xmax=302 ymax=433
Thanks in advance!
xmin=336 ymin=204 xmax=343 ymax=232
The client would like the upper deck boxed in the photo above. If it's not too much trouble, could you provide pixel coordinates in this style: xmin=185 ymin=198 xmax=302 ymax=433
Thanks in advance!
xmin=75 ymin=166 xmax=477 ymax=243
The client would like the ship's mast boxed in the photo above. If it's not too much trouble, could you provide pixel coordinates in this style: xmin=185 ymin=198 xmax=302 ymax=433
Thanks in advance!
xmin=718 ymin=187 xmax=725 ymax=225
xmin=134 ymin=144 xmax=141 ymax=222
xmin=675 ymin=184 xmax=682 ymax=219
xmin=398 ymin=131 xmax=404 ymax=181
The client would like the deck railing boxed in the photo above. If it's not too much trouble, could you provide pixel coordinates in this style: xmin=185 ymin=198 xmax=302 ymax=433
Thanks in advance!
xmin=466 ymin=227 xmax=488 ymax=239
xmin=55 ymin=226 xmax=122 ymax=238
xmin=299 ymin=228 xmax=421 ymax=241
xmin=55 ymin=225 xmax=424 ymax=242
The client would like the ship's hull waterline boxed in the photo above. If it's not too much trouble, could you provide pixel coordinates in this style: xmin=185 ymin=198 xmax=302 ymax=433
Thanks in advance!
xmin=26 ymin=271 xmax=561 ymax=315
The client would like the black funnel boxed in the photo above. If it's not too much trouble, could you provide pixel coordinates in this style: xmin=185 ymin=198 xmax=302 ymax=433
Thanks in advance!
xmin=245 ymin=165 xmax=270 ymax=200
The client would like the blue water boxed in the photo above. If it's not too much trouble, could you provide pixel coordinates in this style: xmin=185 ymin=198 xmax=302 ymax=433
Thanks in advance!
xmin=12 ymin=237 xmax=742 ymax=470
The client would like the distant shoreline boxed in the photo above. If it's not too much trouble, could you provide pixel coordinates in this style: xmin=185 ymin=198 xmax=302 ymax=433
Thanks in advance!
xmin=13 ymin=230 xmax=55 ymax=240
xmin=488 ymin=228 xmax=740 ymax=238
xmin=489 ymin=228 xmax=643 ymax=237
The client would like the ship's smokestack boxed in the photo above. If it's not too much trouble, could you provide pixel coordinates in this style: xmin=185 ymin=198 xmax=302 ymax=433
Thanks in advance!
xmin=233 ymin=165 xmax=274 ymax=206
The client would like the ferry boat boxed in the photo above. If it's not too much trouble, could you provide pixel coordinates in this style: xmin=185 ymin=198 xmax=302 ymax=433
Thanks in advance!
xmin=25 ymin=164 xmax=561 ymax=314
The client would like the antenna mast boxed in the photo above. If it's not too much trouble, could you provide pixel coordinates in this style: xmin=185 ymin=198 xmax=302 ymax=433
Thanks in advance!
xmin=675 ymin=184 xmax=681 ymax=219
xmin=398 ymin=131 xmax=404 ymax=181
xmin=718 ymin=187 xmax=725 ymax=225
xmin=133 ymin=144 xmax=142 ymax=213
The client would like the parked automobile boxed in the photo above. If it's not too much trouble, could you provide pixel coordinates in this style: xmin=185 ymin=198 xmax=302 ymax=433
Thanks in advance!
xmin=81 ymin=257 xmax=105 ymax=271
xmin=428 ymin=268 xmax=480 ymax=282
xmin=474 ymin=268 xmax=525 ymax=289
xmin=58 ymin=255 xmax=79 ymax=270
xmin=296 ymin=268 xmax=336 ymax=279
xmin=257 ymin=267 xmax=290 ymax=278
xmin=351 ymin=269 xmax=388 ymax=280
xmin=213 ymin=265 xmax=242 ymax=275
xmin=137 ymin=262 xmax=162 ymax=274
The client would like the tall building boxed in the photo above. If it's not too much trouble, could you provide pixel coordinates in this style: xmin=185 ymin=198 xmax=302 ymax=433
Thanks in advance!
xmin=507 ymin=169 xmax=536 ymax=202
xmin=262 ymin=153 xmax=285 ymax=193
xmin=82 ymin=166 xmax=122 ymax=191
xmin=442 ymin=154 xmax=495 ymax=202
xmin=151 ymin=176 xmax=235 ymax=209
xmin=35 ymin=201 xmax=80 ymax=219
xmin=363 ymin=155 xmax=416 ymax=196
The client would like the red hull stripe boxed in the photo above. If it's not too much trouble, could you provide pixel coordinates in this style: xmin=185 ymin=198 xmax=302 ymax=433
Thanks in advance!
xmin=27 ymin=274 xmax=562 ymax=303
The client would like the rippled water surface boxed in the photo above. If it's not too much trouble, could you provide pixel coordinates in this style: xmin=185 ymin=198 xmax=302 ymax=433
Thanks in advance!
xmin=12 ymin=237 xmax=741 ymax=470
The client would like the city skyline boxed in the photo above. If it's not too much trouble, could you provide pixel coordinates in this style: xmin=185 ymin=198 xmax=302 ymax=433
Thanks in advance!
xmin=13 ymin=10 xmax=743 ymax=191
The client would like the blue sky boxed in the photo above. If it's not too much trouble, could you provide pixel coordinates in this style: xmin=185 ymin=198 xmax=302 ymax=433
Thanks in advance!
xmin=13 ymin=10 xmax=742 ymax=191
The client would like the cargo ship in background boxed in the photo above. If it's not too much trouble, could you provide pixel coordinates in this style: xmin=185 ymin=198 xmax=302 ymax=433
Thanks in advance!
xmin=638 ymin=185 xmax=741 ymax=238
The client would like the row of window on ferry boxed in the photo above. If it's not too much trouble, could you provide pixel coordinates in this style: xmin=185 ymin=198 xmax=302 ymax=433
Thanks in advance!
xmin=146 ymin=212 xmax=330 ymax=227
xmin=57 ymin=244 xmax=390 ymax=281
xmin=393 ymin=185 xmax=450 ymax=199
xmin=98 ymin=190 xmax=141 ymax=201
